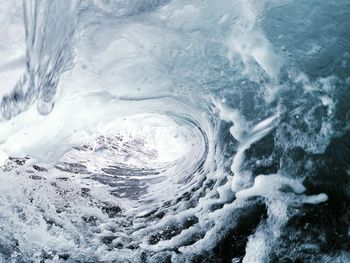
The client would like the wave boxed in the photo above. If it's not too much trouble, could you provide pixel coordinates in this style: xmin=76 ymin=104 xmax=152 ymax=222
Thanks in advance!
xmin=0 ymin=0 xmax=349 ymax=262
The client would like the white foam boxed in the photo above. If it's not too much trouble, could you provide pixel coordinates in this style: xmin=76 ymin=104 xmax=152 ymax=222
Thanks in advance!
xmin=239 ymin=173 xmax=327 ymax=263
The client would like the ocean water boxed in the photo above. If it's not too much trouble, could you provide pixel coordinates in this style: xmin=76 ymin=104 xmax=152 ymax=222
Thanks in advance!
xmin=0 ymin=0 xmax=349 ymax=262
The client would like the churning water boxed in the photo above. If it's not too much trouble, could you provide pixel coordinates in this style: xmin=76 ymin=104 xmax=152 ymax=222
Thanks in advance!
xmin=0 ymin=0 xmax=349 ymax=262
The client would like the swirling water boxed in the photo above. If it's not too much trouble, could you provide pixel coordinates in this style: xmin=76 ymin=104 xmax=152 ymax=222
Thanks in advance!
xmin=0 ymin=0 xmax=349 ymax=262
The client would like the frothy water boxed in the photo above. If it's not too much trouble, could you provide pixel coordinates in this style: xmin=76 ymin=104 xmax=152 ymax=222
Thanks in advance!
xmin=0 ymin=0 xmax=349 ymax=262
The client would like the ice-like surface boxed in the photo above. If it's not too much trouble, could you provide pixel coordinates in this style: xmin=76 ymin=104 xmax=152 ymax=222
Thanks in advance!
xmin=0 ymin=0 xmax=349 ymax=262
